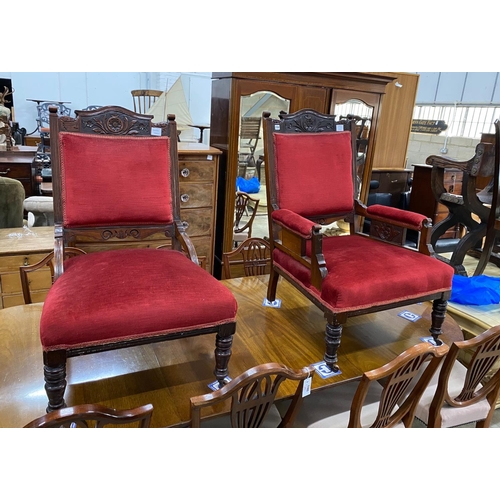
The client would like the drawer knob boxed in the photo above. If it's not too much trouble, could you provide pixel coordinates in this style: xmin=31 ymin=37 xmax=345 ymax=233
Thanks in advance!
xmin=181 ymin=168 xmax=190 ymax=178
xmin=180 ymin=194 xmax=190 ymax=203
xmin=182 ymin=221 xmax=189 ymax=229
xmin=24 ymin=257 xmax=29 ymax=266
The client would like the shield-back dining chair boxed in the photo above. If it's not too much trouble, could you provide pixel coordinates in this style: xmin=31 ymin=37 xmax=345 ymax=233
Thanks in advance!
xmin=414 ymin=324 xmax=500 ymax=428
xmin=262 ymin=108 xmax=454 ymax=372
xmin=38 ymin=105 xmax=238 ymax=412
xmin=24 ymin=403 xmax=154 ymax=428
xmin=189 ymin=362 xmax=314 ymax=428
xmin=277 ymin=342 xmax=449 ymax=428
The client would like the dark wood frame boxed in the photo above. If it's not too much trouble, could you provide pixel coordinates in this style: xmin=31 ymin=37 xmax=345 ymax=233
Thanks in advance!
xmin=42 ymin=105 xmax=236 ymax=412
xmin=263 ymin=109 xmax=452 ymax=370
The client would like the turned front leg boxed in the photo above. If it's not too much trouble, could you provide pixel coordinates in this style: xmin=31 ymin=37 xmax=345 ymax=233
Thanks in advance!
xmin=213 ymin=323 xmax=236 ymax=386
xmin=324 ymin=314 xmax=342 ymax=372
xmin=43 ymin=350 xmax=68 ymax=413
xmin=430 ymin=298 xmax=448 ymax=346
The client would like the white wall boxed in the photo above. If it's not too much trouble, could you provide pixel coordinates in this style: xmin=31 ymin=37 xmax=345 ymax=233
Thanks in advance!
xmin=1 ymin=72 xmax=212 ymax=141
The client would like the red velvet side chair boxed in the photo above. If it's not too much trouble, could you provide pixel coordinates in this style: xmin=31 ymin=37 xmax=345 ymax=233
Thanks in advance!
xmin=262 ymin=109 xmax=454 ymax=371
xmin=40 ymin=105 xmax=237 ymax=412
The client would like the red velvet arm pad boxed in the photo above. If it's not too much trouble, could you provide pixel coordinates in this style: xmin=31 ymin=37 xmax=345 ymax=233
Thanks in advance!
xmin=366 ymin=204 xmax=429 ymax=231
xmin=272 ymin=209 xmax=320 ymax=239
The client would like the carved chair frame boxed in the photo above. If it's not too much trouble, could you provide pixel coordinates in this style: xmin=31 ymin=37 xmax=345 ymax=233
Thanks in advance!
xmin=263 ymin=108 xmax=451 ymax=371
xmin=41 ymin=105 xmax=236 ymax=412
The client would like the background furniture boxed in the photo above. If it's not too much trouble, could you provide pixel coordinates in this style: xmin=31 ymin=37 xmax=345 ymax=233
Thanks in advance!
xmin=237 ymin=116 xmax=261 ymax=178
xmin=415 ymin=325 xmax=500 ymax=428
xmin=222 ymin=236 xmax=271 ymax=279
xmin=0 ymin=145 xmax=38 ymax=197
xmin=474 ymin=120 xmax=500 ymax=275
xmin=0 ymin=226 xmax=54 ymax=309
xmin=263 ymin=108 xmax=454 ymax=371
xmin=409 ymin=164 xmax=464 ymax=239
xmin=176 ymin=143 xmax=221 ymax=274
xmin=187 ymin=124 xmax=210 ymax=143
xmin=25 ymin=99 xmax=71 ymax=135
xmin=210 ymin=72 xmax=419 ymax=278
xmin=416 ymin=136 xmax=496 ymax=274
xmin=190 ymin=362 xmax=314 ymax=427
xmin=279 ymin=342 xmax=449 ymax=428
xmin=23 ymin=196 xmax=54 ymax=226
xmin=29 ymin=102 xmax=71 ymax=156
xmin=0 ymin=177 xmax=24 ymax=228
xmin=370 ymin=168 xmax=413 ymax=208
xmin=39 ymin=105 xmax=237 ymax=412
xmin=131 ymin=89 xmax=163 ymax=114
xmin=0 ymin=276 xmax=464 ymax=428
xmin=233 ymin=191 xmax=259 ymax=247
xmin=24 ymin=402 xmax=154 ymax=428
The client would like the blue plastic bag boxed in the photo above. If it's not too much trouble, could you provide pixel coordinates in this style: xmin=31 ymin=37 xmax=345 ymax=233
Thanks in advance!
xmin=236 ymin=176 xmax=260 ymax=194
xmin=450 ymin=275 xmax=500 ymax=305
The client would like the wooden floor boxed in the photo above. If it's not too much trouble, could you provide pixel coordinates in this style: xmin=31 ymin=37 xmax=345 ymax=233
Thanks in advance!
xmin=0 ymin=275 xmax=464 ymax=428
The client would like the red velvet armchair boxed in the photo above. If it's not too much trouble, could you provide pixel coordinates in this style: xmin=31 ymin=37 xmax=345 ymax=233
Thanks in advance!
xmin=39 ymin=105 xmax=237 ymax=412
xmin=262 ymin=109 xmax=454 ymax=371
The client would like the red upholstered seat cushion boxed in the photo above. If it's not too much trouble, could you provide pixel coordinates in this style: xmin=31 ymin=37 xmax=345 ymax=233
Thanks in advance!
xmin=273 ymin=131 xmax=353 ymax=217
xmin=272 ymin=234 xmax=453 ymax=313
xmin=59 ymin=132 xmax=173 ymax=227
xmin=40 ymin=249 xmax=238 ymax=350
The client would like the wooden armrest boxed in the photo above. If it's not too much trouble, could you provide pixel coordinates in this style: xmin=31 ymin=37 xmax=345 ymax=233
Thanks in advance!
xmin=173 ymin=222 xmax=199 ymax=265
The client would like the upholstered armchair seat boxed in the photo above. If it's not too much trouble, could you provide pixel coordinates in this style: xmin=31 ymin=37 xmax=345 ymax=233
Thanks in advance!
xmin=273 ymin=234 xmax=454 ymax=313
xmin=41 ymin=248 xmax=237 ymax=350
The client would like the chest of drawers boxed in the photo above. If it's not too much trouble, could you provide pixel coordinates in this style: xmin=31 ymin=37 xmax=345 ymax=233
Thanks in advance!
xmin=0 ymin=146 xmax=38 ymax=198
xmin=0 ymin=226 xmax=54 ymax=309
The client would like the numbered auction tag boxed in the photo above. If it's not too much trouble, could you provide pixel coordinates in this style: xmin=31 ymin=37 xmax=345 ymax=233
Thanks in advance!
xmin=302 ymin=376 xmax=312 ymax=397
xmin=262 ymin=298 xmax=282 ymax=308
xmin=398 ymin=310 xmax=421 ymax=322
xmin=312 ymin=361 xmax=342 ymax=379
xmin=208 ymin=377 xmax=232 ymax=391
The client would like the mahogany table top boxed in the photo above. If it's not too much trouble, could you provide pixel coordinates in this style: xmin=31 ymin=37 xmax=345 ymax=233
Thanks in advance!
xmin=0 ymin=275 xmax=463 ymax=428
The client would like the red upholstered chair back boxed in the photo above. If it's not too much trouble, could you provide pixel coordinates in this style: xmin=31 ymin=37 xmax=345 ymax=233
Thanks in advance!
xmin=59 ymin=132 xmax=174 ymax=228
xmin=48 ymin=106 xmax=181 ymax=255
xmin=264 ymin=109 xmax=357 ymax=220
xmin=273 ymin=131 xmax=355 ymax=217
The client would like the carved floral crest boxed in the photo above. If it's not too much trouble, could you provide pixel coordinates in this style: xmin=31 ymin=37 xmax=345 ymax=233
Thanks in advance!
xmin=81 ymin=113 xmax=150 ymax=135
